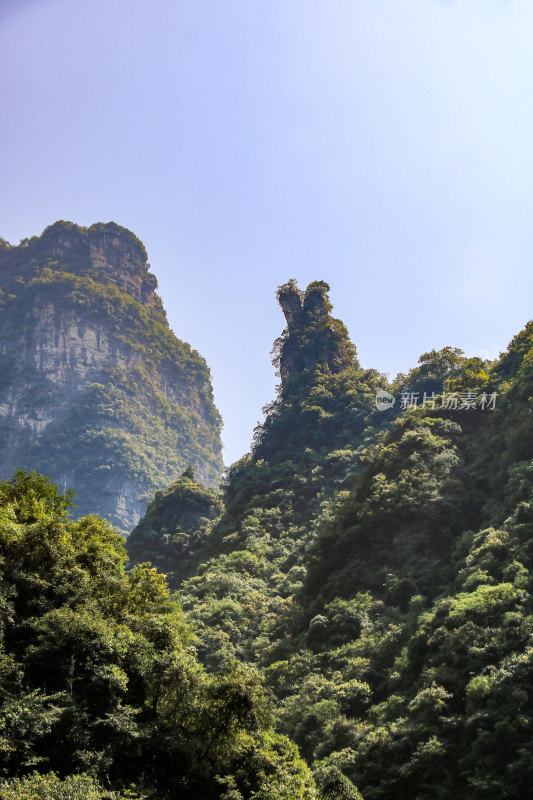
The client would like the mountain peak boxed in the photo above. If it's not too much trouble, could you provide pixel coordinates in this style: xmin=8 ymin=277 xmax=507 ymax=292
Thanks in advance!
xmin=275 ymin=279 xmax=357 ymax=387
xmin=3 ymin=221 xmax=159 ymax=311
xmin=0 ymin=221 xmax=223 ymax=531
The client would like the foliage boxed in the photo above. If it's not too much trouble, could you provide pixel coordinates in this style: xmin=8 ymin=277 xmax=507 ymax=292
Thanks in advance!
xmin=131 ymin=283 xmax=533 ymax=799
xmin=0 ymin=772 xmax=142 ymax=799
xmin=8 ymin=274 xmax=533 ymax=799
xmin=0 ymin=471 xmax=314 ymax=799
xmin=127 ymin=467 xmax=223 ymax=586
xmin=0 ymin=222 xmax=223 ymax=531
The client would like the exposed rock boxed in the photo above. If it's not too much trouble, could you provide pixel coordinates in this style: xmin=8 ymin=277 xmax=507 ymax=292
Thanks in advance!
xmin=277 ymin=280 xmax=303 ymax=328
xmin=276 ymin=279 xmax=356 ymax=388
xmin=0 ymin=221 xmax=223 ymax=532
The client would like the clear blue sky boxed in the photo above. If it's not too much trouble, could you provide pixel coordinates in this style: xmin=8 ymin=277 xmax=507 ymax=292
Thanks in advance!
xmin=2 ymin=0 xmax=533 ymax=465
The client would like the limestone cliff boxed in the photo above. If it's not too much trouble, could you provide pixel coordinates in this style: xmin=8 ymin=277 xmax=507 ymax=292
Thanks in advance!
xmin=0 ymin=221 xmax=223 ymax=532
xmin=275 ymin=279 xmax=357 ymax=388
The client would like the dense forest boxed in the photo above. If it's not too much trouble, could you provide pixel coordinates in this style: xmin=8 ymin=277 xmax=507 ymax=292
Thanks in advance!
xmin=2 ymin=278 xmax=533 ymax=798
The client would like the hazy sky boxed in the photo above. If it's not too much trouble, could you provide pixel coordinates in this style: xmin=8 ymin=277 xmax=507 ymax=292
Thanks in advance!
xmin=2 ymin=0 xmax=533 ymax=465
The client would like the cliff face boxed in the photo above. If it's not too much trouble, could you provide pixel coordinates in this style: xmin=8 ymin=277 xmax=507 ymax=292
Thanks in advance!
xmin=0 ymin=221 xmax=223 ymax=532
xmin=275 ymin=279 xmax=357 ymax=389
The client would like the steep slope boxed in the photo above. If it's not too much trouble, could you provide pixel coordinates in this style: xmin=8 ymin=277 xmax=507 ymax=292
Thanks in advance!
xmin=283 ymin=342 xmax=533 ymax=800
xmin=131 ymin=279 xmax=533 ymax=798
xmin=0 ymin=221 xmax=223 ymax=532
xmin=131 ymin=281 xmax=383 ymax=673
xmin=127 ymin=466 xmax=223 ymax=585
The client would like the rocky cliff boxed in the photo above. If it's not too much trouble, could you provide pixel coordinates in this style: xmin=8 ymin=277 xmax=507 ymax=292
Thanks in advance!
xmin=0 ymin=221 xmax=223 ymax=532
xmin=275 ymin=279 xmax=357 ymax=387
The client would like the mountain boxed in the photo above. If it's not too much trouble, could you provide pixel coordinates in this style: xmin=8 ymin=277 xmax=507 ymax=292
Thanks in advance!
xmin=4 ymin=270 xmax=533 ymax=799
xmin=130 ymin=280 xmax=533 ymax=799
xmin=127 ymin=465 xmax=223 ymax=585
xmin=0 ymin=221 xmax=223 ymax=532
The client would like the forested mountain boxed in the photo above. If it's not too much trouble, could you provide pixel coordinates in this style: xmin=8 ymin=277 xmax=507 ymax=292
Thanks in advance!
xmin=3 ymin=276 xmax=533 ymax=798
xmin=128 ymin=280 xmax=533 ymax=799
xmin=0 ymin=222 xmax=223 ymax=532
xmin=127 ymin=466 xmax=223 ymax=585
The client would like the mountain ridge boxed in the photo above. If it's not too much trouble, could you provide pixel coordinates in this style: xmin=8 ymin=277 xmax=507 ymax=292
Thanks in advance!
xmin=129 ymin=279 xmax=533 ymax=798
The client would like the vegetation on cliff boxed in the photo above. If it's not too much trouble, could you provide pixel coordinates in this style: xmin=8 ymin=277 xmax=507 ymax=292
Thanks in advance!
xmin=0 ymin=221 xmax=223 ymax=532
xmin=5 ymin=275 xmax=533 ymax=798
xmin=127 ymin=467 xmax=223 ymax=586
xmin=129 ymin=280 xmax=533 ymax=799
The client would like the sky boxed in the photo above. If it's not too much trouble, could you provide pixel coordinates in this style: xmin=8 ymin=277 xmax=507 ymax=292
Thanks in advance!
xmin=2 ymin=0 xmax=533 ymax=466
